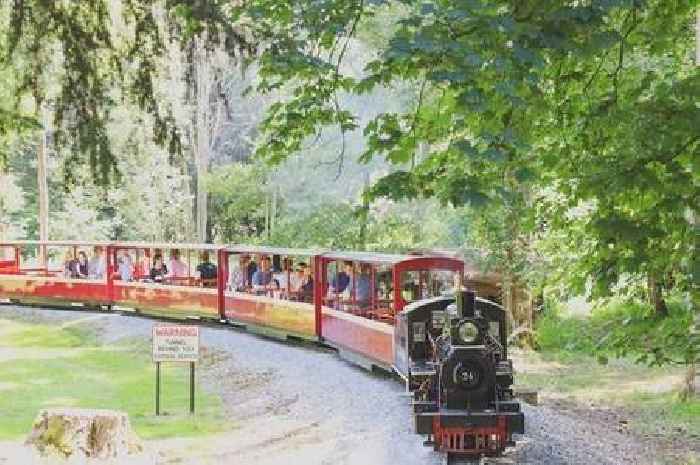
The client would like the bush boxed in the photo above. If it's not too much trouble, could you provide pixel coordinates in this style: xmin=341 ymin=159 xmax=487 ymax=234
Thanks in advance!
xmin=536 ymin=304 xmax=597 ymax=354
xmin=535 ymin=295 xmax=695 ymax=366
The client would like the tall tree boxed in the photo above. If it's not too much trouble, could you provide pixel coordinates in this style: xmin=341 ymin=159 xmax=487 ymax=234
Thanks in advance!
xmin=0 ymin=0 xmax=252 ymax=184
xmin=189 ymin=36 xmax=232 ymax=243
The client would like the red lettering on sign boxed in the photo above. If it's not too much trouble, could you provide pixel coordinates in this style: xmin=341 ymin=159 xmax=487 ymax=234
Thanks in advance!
xmin=154 ymin=326 xmax=198 ymax=337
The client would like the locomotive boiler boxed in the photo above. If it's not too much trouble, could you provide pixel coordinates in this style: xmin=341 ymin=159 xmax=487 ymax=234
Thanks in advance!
xmin=394 ymin=290 xmax=524 ymax=463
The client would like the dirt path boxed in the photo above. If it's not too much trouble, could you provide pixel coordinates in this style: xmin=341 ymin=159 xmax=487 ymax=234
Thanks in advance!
xmin=0 ymin=306 xmax=697 ymax=465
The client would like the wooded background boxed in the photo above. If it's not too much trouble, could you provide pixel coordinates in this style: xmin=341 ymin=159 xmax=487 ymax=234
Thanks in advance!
xmin=0 ymin=0 xmax=696 ymax=394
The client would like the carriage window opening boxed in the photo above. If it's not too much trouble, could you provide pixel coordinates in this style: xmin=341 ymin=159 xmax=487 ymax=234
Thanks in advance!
xmin=227 ymin=253 xmax=313 ymax=302
xmin=375 ymin=266 xmax=394 ymax=315
xmin=400 ymin=270 xmax=458 ymax=303
xmin=0 ymin=246 xmax=13 ymax=260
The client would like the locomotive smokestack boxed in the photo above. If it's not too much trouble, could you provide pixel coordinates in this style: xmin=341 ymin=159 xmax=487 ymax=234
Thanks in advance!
xmin=460 ymin=290 xmax=476 ymax=317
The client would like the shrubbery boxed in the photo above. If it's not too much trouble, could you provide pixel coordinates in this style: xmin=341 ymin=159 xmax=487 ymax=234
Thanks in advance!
xmin=536 ymin=296 xmax=695 ymax=366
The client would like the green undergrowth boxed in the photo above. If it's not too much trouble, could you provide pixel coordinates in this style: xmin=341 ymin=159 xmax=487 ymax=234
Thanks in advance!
xmin=536 ymin=296 xmax=694 ymax=365
xmin=525 ymin=295 xmax=699 ymax=439
xmin=0 ymin=320 xmax=229 ymax=440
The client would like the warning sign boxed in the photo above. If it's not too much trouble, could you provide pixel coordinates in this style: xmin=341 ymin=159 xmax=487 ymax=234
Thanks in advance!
xmin=152 ymin=325 xmax=200 ymax=362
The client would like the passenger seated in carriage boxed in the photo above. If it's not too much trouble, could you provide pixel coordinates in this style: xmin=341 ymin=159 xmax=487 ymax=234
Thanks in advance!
xmin=75 ymin=251 xmax=89 ymax=279
xmin=251 ymin=256 xmax=272 ymax=294
xmin=273 ymin=262 xmax=288 ymax=291
xmin=270 ymin=277 xmax=284 ymax=299
xmin=88 ymin=246 xmax=106 ymax=279
xmin=246 ymin=255 xmax=257 ymax=287
xmin=289 ymin=263 xmax=304 ymax=298
xmin=331 ymin=261 xmax=353 ymax=294
xmin=117 ymin=250 xmax=133 ymax=282
xmin=229 ymin=261 xmax=246 ymax=292
xmin=196 ymin=251 xmax=217 ymax=287
xmin=149 ymin=254 xmax=167 ymax=283
xmin=300 ymin=263 xmax=314 ymax=303
xmin=62 ymin=250 xmax=78 ymax=278
xmin=353 ymin=264 xmax=371 ymax=309
xmin=166 ymin=249 xmax=188 ymax=279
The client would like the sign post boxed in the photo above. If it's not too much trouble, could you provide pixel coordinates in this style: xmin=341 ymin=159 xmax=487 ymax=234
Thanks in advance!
xmin=155 ymin=361 xmax=161 ymax=415
xmin=190 ymin=361 xmax=195 ymax=414
xmin=152 ymin=325 xmax=200 ymax=415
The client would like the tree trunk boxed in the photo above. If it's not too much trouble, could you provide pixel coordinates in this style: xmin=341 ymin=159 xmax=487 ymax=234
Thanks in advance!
xmin=647 ymin=273 xmax=669 ymax=317
xmin=37 ymin=108 xmax=49 ymax=267
xmin=194 ymin=38 xmax=210 ymax=244
xmin=502 ymin=272 xmax=516 ymax=335
xmin=264 ymin=191 xmax=270 ymax=240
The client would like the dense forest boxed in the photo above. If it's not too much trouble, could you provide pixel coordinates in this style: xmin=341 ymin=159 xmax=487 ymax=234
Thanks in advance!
xmin=0 ymin=2 xmax=697 ymax=394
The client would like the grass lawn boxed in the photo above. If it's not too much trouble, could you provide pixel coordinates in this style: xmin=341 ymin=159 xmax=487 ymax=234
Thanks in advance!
xmin=514 ymin=350 xmax=700 ymax=437
xmin=0 ymin=319 xmax=230 ymax=440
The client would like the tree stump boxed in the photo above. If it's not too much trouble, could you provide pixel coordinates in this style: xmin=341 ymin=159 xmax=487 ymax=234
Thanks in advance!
xmin=25 ymin=408 xmax=143 ymax=461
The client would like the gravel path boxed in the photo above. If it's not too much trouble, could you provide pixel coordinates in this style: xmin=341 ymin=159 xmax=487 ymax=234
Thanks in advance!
xmin=0 ymin=306 xmax=692 ymax=465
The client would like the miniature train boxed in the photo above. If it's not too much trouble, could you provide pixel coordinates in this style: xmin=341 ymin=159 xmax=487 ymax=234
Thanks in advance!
xmin=0 ymin=240 xmax=523 ymax=461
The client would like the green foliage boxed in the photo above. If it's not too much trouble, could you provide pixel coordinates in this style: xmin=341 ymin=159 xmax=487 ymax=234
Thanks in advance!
xmin=536 ymin=303 xmax=603 ymax=355
xmin=0 ymin=0 xmax=251 ymax=184
xmin=235 ymin=0 xmax=697 ymax=329
xmin=269 ymin=202 xmax=364 ymax=250
xmin=536 ymin=296 xmax=695 ymax=366
xmin=206 ymin=162 xmax=268 ymax=242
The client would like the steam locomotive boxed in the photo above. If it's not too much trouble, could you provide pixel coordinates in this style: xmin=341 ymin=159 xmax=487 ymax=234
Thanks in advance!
xmin=394 ymin=291 xmax=524 ymax=463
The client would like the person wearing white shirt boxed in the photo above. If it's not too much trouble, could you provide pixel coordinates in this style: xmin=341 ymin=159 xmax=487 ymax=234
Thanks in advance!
xmin=87 ymin=246 xmax=106 ymax=280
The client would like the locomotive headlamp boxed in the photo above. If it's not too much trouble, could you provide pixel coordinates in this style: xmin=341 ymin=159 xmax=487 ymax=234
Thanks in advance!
xmin=458 ymin=321 xmax=480 ymax=344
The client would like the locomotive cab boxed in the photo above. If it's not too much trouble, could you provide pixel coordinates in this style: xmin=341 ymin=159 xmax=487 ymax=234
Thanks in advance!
xmin=394 ymin=291 xmax=524 ymax=460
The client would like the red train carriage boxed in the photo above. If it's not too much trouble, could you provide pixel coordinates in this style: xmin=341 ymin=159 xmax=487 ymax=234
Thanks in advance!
xmin=220 ymin=245 xmax=322 ymax=340
xmin=318 ymin=252 xmax=463 ymax=370
xmin=0 ymin=241 xmax=112 ymax=308
xmin=108 ymin=242 xmax=222 ymax=319
xmin=0 ymin=241 xmax=463 ymax=372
